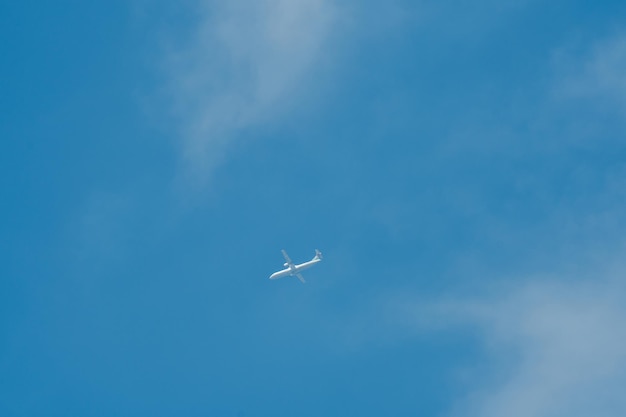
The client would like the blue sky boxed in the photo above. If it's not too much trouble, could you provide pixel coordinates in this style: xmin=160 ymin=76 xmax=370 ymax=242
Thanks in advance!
xmin=3 ymin=1 xmax=626 ymax=416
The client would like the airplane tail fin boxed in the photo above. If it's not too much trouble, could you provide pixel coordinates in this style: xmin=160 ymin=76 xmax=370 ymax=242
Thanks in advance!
xmin=314 ymin=249 xmax=323 ymax=260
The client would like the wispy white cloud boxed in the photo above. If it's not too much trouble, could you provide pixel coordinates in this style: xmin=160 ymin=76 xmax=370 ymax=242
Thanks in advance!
xmin=167 ymin=0 xmax=339 ymax=183
xmin=397 ymin=272 xmax=626 ymax=417
xmin=557 ymin=32 xmax=626 ymax=112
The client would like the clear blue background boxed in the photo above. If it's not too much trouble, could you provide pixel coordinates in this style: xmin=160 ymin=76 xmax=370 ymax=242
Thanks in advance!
xmin=2 ymin=1 xmax=626 ymax=416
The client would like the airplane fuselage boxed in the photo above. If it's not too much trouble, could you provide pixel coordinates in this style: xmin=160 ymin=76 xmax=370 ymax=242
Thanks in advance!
xmin=269 ymin=258 xmax=321 ymax=280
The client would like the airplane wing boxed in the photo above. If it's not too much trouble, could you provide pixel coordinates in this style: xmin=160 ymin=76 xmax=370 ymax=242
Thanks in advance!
xmin=281 ymin=249 xmax=294 ymax=266
xmin=295 ymin=273 xmax=306 ymax=284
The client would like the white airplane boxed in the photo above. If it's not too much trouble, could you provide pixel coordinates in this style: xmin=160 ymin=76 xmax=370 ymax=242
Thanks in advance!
xmin=269 ymin=249 xmax=322 ymax=283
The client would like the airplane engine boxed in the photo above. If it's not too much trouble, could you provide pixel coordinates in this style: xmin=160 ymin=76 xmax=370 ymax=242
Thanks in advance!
xmin=284 ymin=262 xmax=289 ymax=267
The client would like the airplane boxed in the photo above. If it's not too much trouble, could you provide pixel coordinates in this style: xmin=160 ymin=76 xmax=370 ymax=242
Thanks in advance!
xmin=269 ymin=249 xmax=322 ymax=283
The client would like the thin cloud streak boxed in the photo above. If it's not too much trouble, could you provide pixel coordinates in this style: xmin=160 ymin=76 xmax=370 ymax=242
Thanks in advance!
xmin=167 ymin=0 xmax=338 ymax=184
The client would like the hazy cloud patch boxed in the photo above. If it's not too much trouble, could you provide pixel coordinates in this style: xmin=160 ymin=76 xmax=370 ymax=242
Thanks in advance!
xmin=397 ymin=273 xmax=626 ymax=417
xmin=166 ymin=0 xmax=339 ymax=184
xmin=556 ymin=32 xmax=626 ymax=113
